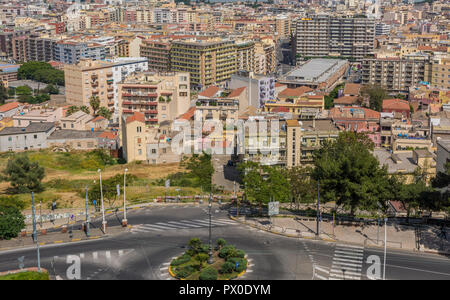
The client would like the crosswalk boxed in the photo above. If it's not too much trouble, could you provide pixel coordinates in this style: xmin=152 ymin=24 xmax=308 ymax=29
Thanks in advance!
xmin=328 ymin=244 xmax=364 ymax=280
xmin=130 ymin=218 xmax=237 ymax=234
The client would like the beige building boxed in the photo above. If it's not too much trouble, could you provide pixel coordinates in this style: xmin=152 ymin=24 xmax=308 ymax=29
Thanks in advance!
xmin=431 ymin=55 xmax=450 ymax=90
xmin=235 ymin=40 xmax=255 ymax=73
xmin=286 ymin=119 xmax=339 ymax=167
xmin=118 ymin=71 xmax=190 ymax=126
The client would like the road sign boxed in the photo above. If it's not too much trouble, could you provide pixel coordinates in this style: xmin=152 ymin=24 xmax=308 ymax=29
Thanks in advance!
xmin=235 ymin=262 xmax=239 ymax=269
xmin=165 ymin=179 xmax=170 ymax=189
xmin=116 ymin=184 xmax=120 ymax=196
xmin=268 ymin=201 xmax=279 ymax=216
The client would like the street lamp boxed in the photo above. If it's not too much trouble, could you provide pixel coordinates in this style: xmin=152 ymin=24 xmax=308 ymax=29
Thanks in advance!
xmin=122 ymin=168 xmax=128 ymax=227
xmin=383 ymin=217 xmax=388 ymax=280
xmin=98 ymin=169 xmax=107 ymax=233
xmin=208 ymin=191 xmax=213 ymax=264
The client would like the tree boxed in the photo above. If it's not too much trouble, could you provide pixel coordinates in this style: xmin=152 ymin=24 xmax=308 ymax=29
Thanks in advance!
xmin=0 ymin=205 xmax=25 ymax=240
xmin=42 ymin=84 xmax=59 ymax=94
xmin=89 ymin=96 xmax=100 ymax=115
xmin=18 ymin=61 xmax=64 ymax=86
xmin=312 ymin=131 xmax=389 ymax=216
xmin=361 ymin=85 xmax=387 ymax=112
xmin=80 ymin=106 xmax=90 ymax=114
xmin=97 ymin=107 xmax=112 ymax=120
xmin=0 ymin=81 xmax=8 ymax=105
xmin=66 ymin=106 xmax=79 ymax=116
xmin=182 ymin=153 xmax=214 ymax=192
xmin=1 ymin=155 xmax=45 ymax=193
xmin=238 ymin=161 xmax=290 ymax=206
xmin=88 ymin=173 xmax=137 ymax=207
xmin=287 ymin=166 xmax=317 ymax=208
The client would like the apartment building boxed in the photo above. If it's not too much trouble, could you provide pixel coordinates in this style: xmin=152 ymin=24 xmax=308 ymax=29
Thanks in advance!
xmin=65 ymin=58 xmax=148 ymax=123
xmin=295 ymin=15 xmax=375 ymax=61
xmin=118 ymin=71 xmax=190 ymax=126
xmin=286 ymin=119 xmax=339 ymax=167
xmin=275 ymin=15 xmax=291 ymax=39
xmin=230 ymin=71 xmax=275 ymax=108
xmin=431 ymin=54 xmax=450 ymax=90
xmin=361 ymin=54 xmax=432 ymax=94
xmin=171 ymin=38 xmax=236 ymax=89
xmin=140 ymin=39 xmax=172 ymax=72
xmin=54 ymin=41 xmax=106 ymax=65
xmin=235 ymin=40 xmax=255 ymax=73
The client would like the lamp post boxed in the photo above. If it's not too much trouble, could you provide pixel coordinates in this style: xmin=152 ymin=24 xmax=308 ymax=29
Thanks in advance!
xmin=122 ymin=168 xmax=128 ymax=227
xmin=31 ymin=192 xmax=41 ymax=272
xmin=383 ymin=217 xmax=388 ymax=280
xmin=208 ymin=191 xmax=213 ymax=264
xmin=98 ymin=169 xmax=107 ymax=233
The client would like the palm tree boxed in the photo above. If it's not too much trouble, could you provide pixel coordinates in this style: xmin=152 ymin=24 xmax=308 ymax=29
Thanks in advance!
xmin=80 ymin=106 xmax=90 ymax=114
xmin=89 ymin=96 xmax=100 ymax=115
xmin=158 ymin=96 xmax=165 ymax=103
xmin=66 ymin=106 xmax=79 ymax=116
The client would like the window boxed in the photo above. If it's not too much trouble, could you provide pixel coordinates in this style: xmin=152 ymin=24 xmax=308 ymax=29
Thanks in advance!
xmin=71 ymin=124 xmax=74 ymax=128
xmin=34 ymin=135 xmax=37 ymax=139
xmin=162 ymin=148 xmax=166 ymax=154
xmin=77 ymin=142 xmax=81 ymax=148
xmin=152 ymin=149 xmax=156 ymax=154
xmin=138 ymin=149 xmax=142 ymax=155
xmin=8 ymin=137 xmax=12 ymax=142
xmin=137 ymin=126 xmax=142 ymax=133
xmin=63 ymin=123 xmax=66 ymax=128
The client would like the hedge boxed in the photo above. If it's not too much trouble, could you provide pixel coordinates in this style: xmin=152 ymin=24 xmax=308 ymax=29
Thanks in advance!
xmin=199 ymin=267 xmax=218 ymax=280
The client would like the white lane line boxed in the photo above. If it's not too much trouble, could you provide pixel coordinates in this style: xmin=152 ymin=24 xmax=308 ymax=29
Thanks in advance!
xmin=155 ymin=222 xmax=186 ymax=229
xmin=160 ymin=267 xmax=167 ymax=271
xmin=162 ymin=262 xmax=170 ymax=266
xmin=334 ymin=253 xmax=363 ymax=260
xmin=337 ymin=244 xmax=364 ymax=249
xmin=168 ymin=221 xmax=202 ymax=228
xmin=314 ymin=266 xmax=330 ymax=274
xmin=335 ymin=250 xmax=364 ymax=256
xmin=141 ymin=224 xmax=171 ymax=230
xmin=315 ymin=274 xmax=328 ymax=280
xmin=331 ymin=265 xmax=362 ymax=272
xmin=336 ymin=247 xmax=364 ymax=253
xmin=176 ymin=220 xmax=207 ymax=227
xmin=332 ymin=261 xmax=362 ymax=268
xmin=105 ymin=251 xmax=111 ymax=261
xmin=330 ymin=269 xmax=362 ymax=276
xmin=329 ymin=273 xmax=361 ymax=280
xmin=333 ymin=257 xmax=364 ymax=264
xmin=132 ymin=227 xmax=159 ymax=233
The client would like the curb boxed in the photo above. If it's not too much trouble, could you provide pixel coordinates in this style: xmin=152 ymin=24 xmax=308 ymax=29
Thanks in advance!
xmin=0 ymin=235 xmax=104 ymax=252
xmin=229 ymin=215 xmax=337 ymax=243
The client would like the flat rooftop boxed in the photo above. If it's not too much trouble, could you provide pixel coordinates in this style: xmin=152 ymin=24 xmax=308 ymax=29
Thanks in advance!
xmin=283 ymin=59 xmax=348 ymax=83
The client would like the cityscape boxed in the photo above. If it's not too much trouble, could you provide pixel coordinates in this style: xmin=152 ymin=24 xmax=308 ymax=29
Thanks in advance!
xmin=0 ymin=0 xmax=448 ymax=286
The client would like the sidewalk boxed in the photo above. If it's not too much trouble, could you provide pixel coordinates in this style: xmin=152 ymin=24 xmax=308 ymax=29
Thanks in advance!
xmin=0 ymin=225 xmax=127 ymax=252
xmin=231 ymin=215 xmax=450 ymax=254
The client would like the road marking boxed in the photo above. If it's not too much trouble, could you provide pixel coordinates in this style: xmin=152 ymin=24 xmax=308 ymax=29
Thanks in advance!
xmin=337 ymin=244 xmax=364 ymax=249
xmin=155 ymin=222 xmax=186 ymax=229
xmin=105 ymin=251 xmax=111 ymax=261
xmin=329 ymin=244 xmax=364 ymax=280
xmin=168 ymin=221 xmax=202 ymax=228
xmin=335 ymin=250 xmax=364 ymax=256
xmin=332 ymin=260 xmax=363 ymax=267
xmin=80 ymin=253 xmax=85 ymax=259
xmin=330 ymin=269 xmax=362 ymax=277
xmin=118 ymin=250 xmax=124 ymax=256
xmin=314 ymin=266 xmax=330 ymax=274
xmin=93 ymin=252 xmax=98 ymax=260
xmin=334 ymin=253 xmax=363 ymax=260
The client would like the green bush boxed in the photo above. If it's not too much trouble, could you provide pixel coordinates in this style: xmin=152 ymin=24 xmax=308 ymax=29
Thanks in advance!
xmin=188 ymin=238 xmax=202 ymax=254
xmin=220 ymin=261 xmax=234 ymax=274
xmin=235 ymin=250 xmax=246 ymax=258
xmin=0 ymin=205 xmax=26 ymax=240
xmin=218 ymin=245 xmax=237 ymax=259
xmin=199 ymin=267 xmax=218 ymax=280
xmin=0 ymin=271 xmax=49 ymax=280
xmin=227 ymin=257 xmax=247 ymax=273
xmin=216 ymin=238 xmax=227 ymax=247
xmin=170 ymin=254 xmax=191 ymax=266
xmin=195 ymin=253 xmax=209 ymax=263
xmin=200 ymin=244 xmax=210 ymax=254
xmin=175 ymin=265 xmax=195 ymax=279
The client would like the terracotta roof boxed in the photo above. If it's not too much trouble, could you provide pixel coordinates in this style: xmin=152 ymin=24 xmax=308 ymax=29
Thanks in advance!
xmin=334 ymin=96 xmax=359 ymax=105
xmin=329 ymin=107 xmax=380 ymax=120
xmin=227 ymin=87 xmax=246 ymax=98
xmin=271 ymin=106 xmax=290 ymax=113
xmin=343 ymin=83 xmax=361 ymax=96
xmin=178 ymin=106 xmax=196 ymax=121
xmin=126 ymin=112 xmax=145 ymax=124
xmin=382 ymin=99 xmax=410 ymax=111
xmin=90 ymin=116 xmax=106 ymax=123
xmin=98 ymin=132 xmax=116 ymax=139
xmin=199 ymin=86 xmax=220 ymax=98
xmin=279 ymin=86 xmax=313 ymax=98
xmin=275 ymin=82 xmax=287 ymax=88
xmin=0 ymin=102 xmax=19 ymax=113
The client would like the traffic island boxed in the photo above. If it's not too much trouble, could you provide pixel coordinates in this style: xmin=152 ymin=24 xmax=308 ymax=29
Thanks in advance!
xmin=168 ymin=238 xmax=248 ymax=280
xmin=0 ymin=268 xmax=49 ymax=280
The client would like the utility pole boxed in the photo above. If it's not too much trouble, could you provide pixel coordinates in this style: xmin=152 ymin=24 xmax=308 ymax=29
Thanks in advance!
xmin=98 ymin=169 xmax=106 ymax=233
xmin=208 ymin=191 xmax=213 ymax=264
xmin=122 ymin=168 xmax=128 ymax=227
xmin=31 ymin=192 xmax=41 ymax=273
xmin=39 ymin=200 xmax=42 ymax=228
xmin=316 ymin=179 xmax=320 ymax=237
xmin=383 ymin=217 xmax=387 ymax=280
xmin=234 ymin=181 xmax=239 ymax=218
xmin=85 ymin=186 xmax=90 ymax=237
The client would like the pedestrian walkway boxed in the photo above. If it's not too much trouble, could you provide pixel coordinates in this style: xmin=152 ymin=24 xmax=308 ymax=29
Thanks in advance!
xmin=130 ymin=218 xmax=238 ymax=234
xmin=329 ymin=244 xmax=364 ymax=280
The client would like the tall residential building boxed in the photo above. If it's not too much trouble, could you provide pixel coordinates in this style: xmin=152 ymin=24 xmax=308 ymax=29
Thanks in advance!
xmin=171 ymin=38 xmax=237 ymax=89
xmin=362 ymin=54 xmax=432 ymax=94
xmin=140 ymin=39 xmax=172 ymax=72
xmin=118 ymin=71 xmax=190 ymax=126
xmin=235 ymin=40 xmax=255 ymax=73
xmin=431 ymin=55 xmax=450 ymax=90
xmin=64 ymin=58 xmax=148 ymax=123
xmin=295 ymin=15 xmax=375 ymax=61
xmin=375 ymin=22 xmax=391 ymax=36
xmin=54 ymin=41 xmax=106 ymax=65
xmin=275 ymin=15 xmax=291 ymax=39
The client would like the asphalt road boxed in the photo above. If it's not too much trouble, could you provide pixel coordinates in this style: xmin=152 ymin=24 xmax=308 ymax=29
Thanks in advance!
xmin=0 ymin=205 xmax=449 ymax=280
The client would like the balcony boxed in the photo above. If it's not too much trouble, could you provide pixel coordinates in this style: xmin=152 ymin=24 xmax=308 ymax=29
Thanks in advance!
xmin=145 ymin=110 xmax=158 ymax=114
xmin=147 ymin=118 xmax=158 ymax=123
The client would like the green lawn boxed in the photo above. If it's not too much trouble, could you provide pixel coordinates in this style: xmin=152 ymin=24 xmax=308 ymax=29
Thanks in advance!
xmin=0 ymin=271 xmax=49 ymax=280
